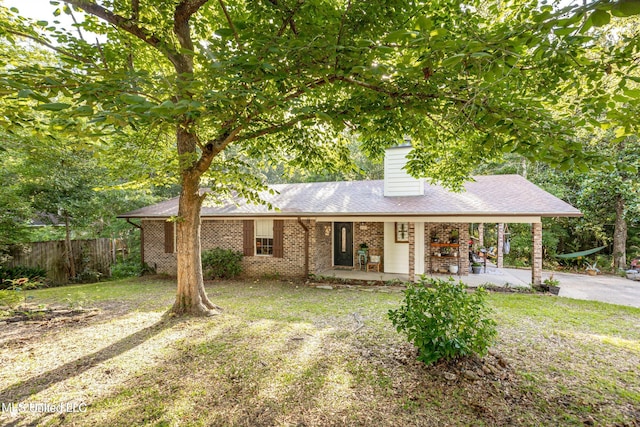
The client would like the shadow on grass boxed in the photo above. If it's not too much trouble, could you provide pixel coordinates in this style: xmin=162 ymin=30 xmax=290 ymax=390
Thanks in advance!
xmin=0 ymin=314 xmax=176 ymax=403
xmin=53 ymin=319 xmax=344 ymax=426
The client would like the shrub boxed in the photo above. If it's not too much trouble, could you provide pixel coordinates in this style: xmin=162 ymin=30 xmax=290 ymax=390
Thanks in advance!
xmin=0 ymin=265 xmax=47 ymax=289
xmin=201 ymin=248 xmax=243 ymax=280
xmin=0 ymin=277 xmax=41 ymax=309
xmin=110 ymin=259 xmax=154 ymax=279
xmin=388 ymin=276 xmax=497 ymax=365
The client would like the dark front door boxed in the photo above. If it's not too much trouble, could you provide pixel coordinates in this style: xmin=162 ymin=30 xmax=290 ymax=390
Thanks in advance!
xmin=333 ymin=222 xmax=353 ymax=267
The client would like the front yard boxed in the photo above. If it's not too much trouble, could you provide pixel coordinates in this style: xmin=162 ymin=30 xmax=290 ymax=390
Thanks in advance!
xmin=1 ymin=277 xmax=639 ymax=426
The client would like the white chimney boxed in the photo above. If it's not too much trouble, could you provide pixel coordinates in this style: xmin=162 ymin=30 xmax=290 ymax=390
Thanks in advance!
xmin=383 ymin=145 xmax=424 ymax=197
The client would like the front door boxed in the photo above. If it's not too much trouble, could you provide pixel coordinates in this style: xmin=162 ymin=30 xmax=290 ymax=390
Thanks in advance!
xmin=333 ymin=222 xmax=353 ymax=267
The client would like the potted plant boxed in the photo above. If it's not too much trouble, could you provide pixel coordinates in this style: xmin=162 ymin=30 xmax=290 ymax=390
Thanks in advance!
xmin=450 ymin=229 xmax=459 ymax=244
xmin=471 ymin=262 xmax=482 ymax=274
xmin=585 ymin=261 xmax=600 ymax=276
xmin=358 ymin=242 xmax=369 ymax=254
xmin=543 ymin=275 xmax=560 ymax=295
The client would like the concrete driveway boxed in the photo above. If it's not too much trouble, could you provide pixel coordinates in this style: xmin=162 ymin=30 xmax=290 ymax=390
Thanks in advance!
xmin=461 ymin=267 xmax=640 ymax=309
xmin=319 ymin=266 xmax=640 ymax=309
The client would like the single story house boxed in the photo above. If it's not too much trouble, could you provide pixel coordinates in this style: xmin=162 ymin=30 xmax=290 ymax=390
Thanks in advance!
xmin=118 ymin=146 xmax=582 ymax=284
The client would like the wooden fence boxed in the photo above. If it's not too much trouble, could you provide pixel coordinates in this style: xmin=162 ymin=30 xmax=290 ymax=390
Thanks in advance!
xmin=8 ymin=238 xmax=115 ymax=284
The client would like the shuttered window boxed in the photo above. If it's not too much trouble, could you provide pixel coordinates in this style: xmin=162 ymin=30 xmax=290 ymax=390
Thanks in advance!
xmin=164 ymin=221 xmax=176 ymax=254
xmin=243 ymin=219 xmax=284 ymax=257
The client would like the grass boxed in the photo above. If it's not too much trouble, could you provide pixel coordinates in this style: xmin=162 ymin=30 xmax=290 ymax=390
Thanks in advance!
xmin=1 ymin=277 xmax=639 ymax=426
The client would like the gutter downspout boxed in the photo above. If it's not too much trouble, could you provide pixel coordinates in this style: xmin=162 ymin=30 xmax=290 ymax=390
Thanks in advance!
xmin=126 ymin=219 xmax=144 ymax=268
xmin=297 ymin=217 xmax=309 ymax=278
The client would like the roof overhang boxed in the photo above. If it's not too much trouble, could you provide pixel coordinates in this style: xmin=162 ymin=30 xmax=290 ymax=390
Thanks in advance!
xmin=123 ymin=213 xmax=583 ymax=223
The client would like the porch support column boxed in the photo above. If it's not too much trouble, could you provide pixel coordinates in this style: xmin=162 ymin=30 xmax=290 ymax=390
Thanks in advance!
xmin=478 ymin=223 xmax=484 ymax=248
xmin=497 ymin=223 xmax=504 ymax=268
xmin=408 ymin=222 xmax=415 ymax=282
xmin=532 ymin=222 xmax=542 ymax=286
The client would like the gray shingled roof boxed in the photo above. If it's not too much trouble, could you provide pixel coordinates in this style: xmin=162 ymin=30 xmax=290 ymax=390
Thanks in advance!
xmin=118 ymin=175 xmax=581 ymax=218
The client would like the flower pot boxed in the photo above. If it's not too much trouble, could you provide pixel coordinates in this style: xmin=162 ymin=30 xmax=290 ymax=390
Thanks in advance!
xmin=449 ymin=265 xmax=459 ymax=274
xmin=471 ymin=265 xmax=482 ymax=274
xmin=586 ymin=269 xmax=597 ymax=276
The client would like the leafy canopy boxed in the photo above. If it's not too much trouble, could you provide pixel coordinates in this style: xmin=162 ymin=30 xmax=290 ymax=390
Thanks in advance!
xmin=1 ymin=0 xmax=635 ymax=190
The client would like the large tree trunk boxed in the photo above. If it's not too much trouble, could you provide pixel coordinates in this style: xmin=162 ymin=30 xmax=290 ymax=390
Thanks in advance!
xmin=171 ymin=127 xmax=221 ymax=316
xmin=612 ymin=195 xmax=627 ymax=271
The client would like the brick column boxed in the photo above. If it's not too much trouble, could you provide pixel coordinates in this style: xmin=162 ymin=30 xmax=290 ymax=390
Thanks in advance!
xmin=478 ymin=223 xmax=484 ymax=248
xmin=532 ymin=222 xmax=542 ymax=285
xmin=408 ymin=222 xmax=415 ymax=282
xmin=497 ymin=223 xmax=504 ymax=268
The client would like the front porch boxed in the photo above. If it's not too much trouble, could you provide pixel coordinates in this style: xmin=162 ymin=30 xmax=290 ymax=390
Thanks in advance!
xmin=313 ymin=219 xmax=543 ymax=286
xmin=317 ymin=266 xmax=532 ymax=288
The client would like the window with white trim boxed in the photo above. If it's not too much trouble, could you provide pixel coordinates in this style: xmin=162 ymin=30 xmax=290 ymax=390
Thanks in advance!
xmin=255 ymin=219 xmax=274 ymax=255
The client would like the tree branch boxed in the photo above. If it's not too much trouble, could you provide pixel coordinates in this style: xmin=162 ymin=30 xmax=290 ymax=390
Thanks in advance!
xmin=217 ymin=0 xmax=240 ymax=45
xmin=68 ymin=7 xmax=85 ymax=42
xmin=236 ymin=113 xmax=318 ymax=142
xmin=131 ymin=0 xmax=140 ymax=20
xmin=335 ymin=0 xmax=352 ymax=72
xmin=5 ymin=28 xmax=95 ymax=65
xmin=267 ymin=0 xmax=301 ymax=37
xmin=195 ymin=126 xmax=243 ymax=174
xmin=173 ymin=0 xmax=209 ymax=74
xmin=61 ymin=0 xmax=182 ymax=68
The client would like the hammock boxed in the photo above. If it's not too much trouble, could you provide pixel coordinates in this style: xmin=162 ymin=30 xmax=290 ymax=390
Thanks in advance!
xmin=554 ymin=246 xmax=606 ymax=259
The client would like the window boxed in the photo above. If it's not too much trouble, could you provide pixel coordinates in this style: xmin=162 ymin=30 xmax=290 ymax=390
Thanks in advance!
xmin=395 ymin=222 xmax=409 ymax=243
xmin=255 ymin=219 xmax=274 ymax=255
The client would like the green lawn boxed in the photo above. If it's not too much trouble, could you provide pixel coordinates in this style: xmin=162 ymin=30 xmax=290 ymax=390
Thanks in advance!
xmin=1 ymin=277 xmax=639 ymax=426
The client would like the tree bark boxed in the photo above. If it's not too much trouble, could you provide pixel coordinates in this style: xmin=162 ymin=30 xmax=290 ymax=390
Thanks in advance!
xmin=612 ymin=195 xmax=627 ymax=271
xmin=171 ymin=125 xmax=221 ymax=316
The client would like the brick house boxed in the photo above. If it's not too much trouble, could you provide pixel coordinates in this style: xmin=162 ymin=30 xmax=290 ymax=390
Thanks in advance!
xmin=118 ymin=147 xmax=581 ymax=284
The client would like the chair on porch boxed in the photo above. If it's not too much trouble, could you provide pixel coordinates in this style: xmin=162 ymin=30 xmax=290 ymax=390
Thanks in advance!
xmin=366 ymin=248 xmax=382 ymax=272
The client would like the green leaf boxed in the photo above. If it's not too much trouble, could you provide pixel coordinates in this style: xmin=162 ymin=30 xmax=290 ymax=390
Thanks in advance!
xmin=441 ymin=54 xmax=464 ymax=67
xmin=470 ymin=52 xmax=492 ymax=59
xmin=611 ymin=0 xmax=640 ymax=17
xmin=36 ymin=102 xmax=71 ymax=111
xmin=120 ymin=93 xmax=148 ymax=104
xmin=623 ymin=88 xmax=640 ymax=98
xmin=215 ymin=28 xmax=235 ymax=38
xmin=590 ymin=10 xmax=611 ymax=27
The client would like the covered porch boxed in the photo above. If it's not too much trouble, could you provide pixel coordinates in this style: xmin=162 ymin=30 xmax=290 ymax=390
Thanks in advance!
xmin=312 ymin=217 xmax=544 ymax=285
xmin=317 ymin=265 xmax=533 ymax=288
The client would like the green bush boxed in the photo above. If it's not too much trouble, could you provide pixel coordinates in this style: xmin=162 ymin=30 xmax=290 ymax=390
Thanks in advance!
xmin=0 ymin=265 xmax=47 ymax=289
xmin=388 ymin=277 xmax=497 ymax=365
xmin=201 ymin=248 xmax=243 ymax=280
xmin=110 ymin=258 xmax=153 ymax=279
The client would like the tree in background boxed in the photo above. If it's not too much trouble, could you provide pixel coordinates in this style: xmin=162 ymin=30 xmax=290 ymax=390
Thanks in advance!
xmin=0 ymin=1 xmax=637 ymax=314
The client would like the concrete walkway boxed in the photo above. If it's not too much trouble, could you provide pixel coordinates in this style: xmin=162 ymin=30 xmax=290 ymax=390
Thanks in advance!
xmin=318 ymin=267 xmax=640 ymax=309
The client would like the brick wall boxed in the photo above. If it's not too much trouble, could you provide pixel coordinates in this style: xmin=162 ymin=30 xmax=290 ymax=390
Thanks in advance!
xmin=353 ymin=222 xmax=384 ymax=271
xmin=425 ymin=223 xmax=470 ymax=275
xmin=313 ymin=221 xmax=332 ymax=273
xmin=143 ymin=218 xmax=309 ymax=277
xmin=242 ymin=219 xmax=307 ymax=277
xmin=143 ymin=219 xmax=473 ymax=278
xmin=201 ymin=219 xmax=244 ymax=252
xmin=143 ymin=220 xmax=178 ymax=274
